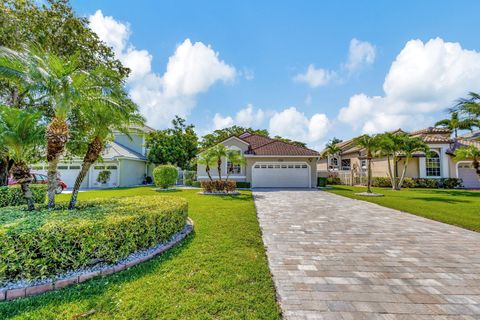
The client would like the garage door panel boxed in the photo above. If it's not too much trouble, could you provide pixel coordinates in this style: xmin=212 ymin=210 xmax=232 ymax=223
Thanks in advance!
xmin=252 ymin=162 xmax=310 ymax=188
xmin=458 ymin=163 xmax=480 ymax=188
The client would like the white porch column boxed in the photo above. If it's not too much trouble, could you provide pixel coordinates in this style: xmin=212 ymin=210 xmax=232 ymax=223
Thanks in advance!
xmin=440 ymin=147 xmax=450 ymax=178
xmin=419 ymin=157 xmax=427 ymax=178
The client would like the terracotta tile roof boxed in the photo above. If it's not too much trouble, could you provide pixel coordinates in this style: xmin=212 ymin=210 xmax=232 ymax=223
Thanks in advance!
xmin=422 ymin=135 xmax=454 ymax=144
xmin=240 ymin=134 xmax=319 ymax=156
xmin=459 ymin=130 xmax=480 ymax=140
xmin=409 ymin=127 xmax=451 ymax=136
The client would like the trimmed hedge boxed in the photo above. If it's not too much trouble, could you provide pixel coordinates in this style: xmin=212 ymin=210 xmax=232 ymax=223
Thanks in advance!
xmin=191 ymin=181 xmax=201 ymax=188
xmin=0 ymin=185 xmax=47 ymax=208
xmin=0 ymin=196 xmax=188 ymax=281
xmin=153 ymin=165 xmax=178 ymax=189
xmin=317 ymin=177 xmax=327 ymax=187
xmin=200 ymin=180 xmax=236 ymax=193
xmin=371 ymin=177 xmax=463 ymax=189
xmin=236 ymin=181 xmax=251 ymax=189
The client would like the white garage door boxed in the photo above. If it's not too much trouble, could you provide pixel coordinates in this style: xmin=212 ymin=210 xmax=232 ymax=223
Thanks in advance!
xmin=31 ymin=163 xmax=87 ymax=190
xmin=458 ymin=163 xmax=480 ymax=189
xmin=91 ymin=164 xmax=118 ymax=188
xmin=252 ymin=162 xmax=310 ymax=188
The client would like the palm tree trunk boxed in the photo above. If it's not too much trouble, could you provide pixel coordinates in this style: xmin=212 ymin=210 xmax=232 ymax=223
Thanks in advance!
xmin=392 ymin=155 xmax=399 ymax=190
xmin=386 ymin=154 xmax=394 ymax=187
xmin=217 ymin=159 xmax=222 ymax=181
xmin=46 ymin=118 xmax=69 ymax=209
xmin=68 ymin=136 xmax=104 ymax=210
xmin=0 ymin=157 xmax=8 ymax=186
xmin=473 ymin=157 xmax=480 ymax=176
xmin=398 ymin=157 xmax=409 ymax=188
xmin=206 ymin=164 xmax=213 ymax=181
xmin=11 ymin=161 xmax=35 ymax=211
xmin=367 ymin=157 xmax=372 ymax=193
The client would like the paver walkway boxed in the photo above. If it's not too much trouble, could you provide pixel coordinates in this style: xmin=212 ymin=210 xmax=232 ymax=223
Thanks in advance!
xmin=253 ymin=189 xmax=480 ymax=319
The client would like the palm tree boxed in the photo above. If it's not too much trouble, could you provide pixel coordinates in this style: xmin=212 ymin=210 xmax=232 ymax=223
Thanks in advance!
xmin=322 ymin=142 xmax=342 ymax=171
xmin=435 ymin=112 xmax=477 ymax=137
xmin=197 ymin=149 xmax=217 ymax=181
xmin=353 ymin=134 xmax=379 ymax=193
xmin=225 ymin=149 xmax=245 ymax=181
xmin=454 ymin=92 xmax=480 ymax=119
xmin=376 ymin=132 xmax=408 ymax=190
xmin=397 ymin=136 xmax=429 ymax=188
xmin=455 ymin=145 xmax=480 ymax=178
xmin=68 ymin=94 xmax=144 ymax=209
xmin=0 ymin=107 xmax=44 ymax=210
xmin=0 ymin=45 xmax=123 ymax=208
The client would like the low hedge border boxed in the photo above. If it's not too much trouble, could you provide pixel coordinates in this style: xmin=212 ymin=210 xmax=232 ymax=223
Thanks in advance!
xmin=1 ymin=196 xmax=188 ymax=281
xmin=0 ymin=218 xmax=193 ymax=301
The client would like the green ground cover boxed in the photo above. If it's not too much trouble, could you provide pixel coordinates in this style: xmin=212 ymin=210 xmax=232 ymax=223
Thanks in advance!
xmin=0 ymin=187 xmax=280 ymax=320
xmin=326 ymin=185 xmax=480 ymax=232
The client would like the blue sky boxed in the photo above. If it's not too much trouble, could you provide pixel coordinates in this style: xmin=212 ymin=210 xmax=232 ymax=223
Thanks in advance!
xmin=72 ymin=1 xmax=480 ymax=148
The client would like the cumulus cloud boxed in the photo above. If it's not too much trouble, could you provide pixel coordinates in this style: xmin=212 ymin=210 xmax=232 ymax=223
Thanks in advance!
xmin=293 ymin=64 xmax=336 ymax=88
xmin=344 ymin=38 xmax=376 ymax=73
xmin=338 ymin=38 xmax=480 ymax=133
xmin=212 ymin=104 xmax=265 ymax=130
xmin=89 ymin=10 xmax=236 ymax=128
xmin=269 ymin=107 xmax=330 ymax=144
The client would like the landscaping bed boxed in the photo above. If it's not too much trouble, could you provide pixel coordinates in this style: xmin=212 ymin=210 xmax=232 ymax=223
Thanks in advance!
xmin=0 ymin=195 xmax=188 ymax=281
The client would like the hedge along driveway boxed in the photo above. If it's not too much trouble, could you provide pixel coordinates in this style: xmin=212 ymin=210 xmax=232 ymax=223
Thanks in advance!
xmin=0 ymin=188 xmax=281 ymax=319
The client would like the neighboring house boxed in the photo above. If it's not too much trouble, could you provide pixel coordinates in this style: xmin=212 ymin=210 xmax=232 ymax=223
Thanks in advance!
xmin=197 ymin=132 xmax=320 ymax=188
xmin=31 ymin=125 xmax=156 ymax=189
xmin=318 ymin=127 xmax=480 ymax=188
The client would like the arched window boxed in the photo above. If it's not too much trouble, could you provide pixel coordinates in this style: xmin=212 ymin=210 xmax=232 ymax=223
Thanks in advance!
xmin=426 ymin=151 xmax=440 ymax=177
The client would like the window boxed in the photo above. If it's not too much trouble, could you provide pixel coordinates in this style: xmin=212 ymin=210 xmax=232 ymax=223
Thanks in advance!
xmin=341 ymin=159 xmax=351 ymax=171
xmin=360 ymin=160 xmax=367 ymax=170
xmin=330 ymin=157 xmax=338 ymax=166
xmin=94 ymin=166 xmax=105 ymax=170
xmin=254 ymin=165 xmax=260 ymax=168
xmin=301 ymin=164 xmax=308 ymax=168
xmin=267 ymin=165 xmax=274 ymax=169
xmin=70 ymin=166 xmax=81 ymax=170
xmin=227 ymin=150 xmax=242 ymax=174
xmin=107 ymin=165 xmax=118 ymax=170
xmin=58 ymin=166 xmax=68 ymax=170
xmin=426 ymin=151 xmax=441 ymax=177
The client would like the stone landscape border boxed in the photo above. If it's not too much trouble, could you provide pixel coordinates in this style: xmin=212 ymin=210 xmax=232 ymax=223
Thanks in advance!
xmin=0 ymin=218 xmax=194 ymax=301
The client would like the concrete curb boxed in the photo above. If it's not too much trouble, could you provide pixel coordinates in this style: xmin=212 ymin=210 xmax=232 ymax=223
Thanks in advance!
xmin=1 ymin=218 xmax=194 ymax=301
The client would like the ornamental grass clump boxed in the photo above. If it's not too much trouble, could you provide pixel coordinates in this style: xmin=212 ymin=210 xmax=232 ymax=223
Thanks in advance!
xmin=153 ymin=165 xmax=178 ymax=189
xmin=0 ymin=195 xmax=188 ymax=281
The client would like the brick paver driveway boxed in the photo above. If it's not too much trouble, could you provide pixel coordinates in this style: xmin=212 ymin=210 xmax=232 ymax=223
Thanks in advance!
xmin=254 ymin=189 xmax=480 ymax=319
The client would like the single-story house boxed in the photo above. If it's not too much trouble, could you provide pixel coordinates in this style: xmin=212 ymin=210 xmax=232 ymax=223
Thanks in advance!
xmin=32 ymin=125 xmax=156 ymax=189
xmin=197 ymin=132 xmax=320 ymax=188
xmin=317 ymin=127 xmax=480 ymax=188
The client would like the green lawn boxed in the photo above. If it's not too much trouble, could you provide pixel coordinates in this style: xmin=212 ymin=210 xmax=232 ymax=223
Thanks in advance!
xmin=326 ymin=185 xmax=480 ymax=232
xmin=0 ymin=187 xmax=280 ymax=320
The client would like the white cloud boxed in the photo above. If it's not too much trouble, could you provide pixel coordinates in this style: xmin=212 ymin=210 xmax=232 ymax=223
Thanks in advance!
xmin=344 ymin=38 xmax=376 ymax=73
xmin=269 ymin=107 xmax=330 ymax=144
xmin=211 ymin=104 xmax=265 ymax=130
xmin=338 ymin=38 xmax=480 ymax=133
xmin=89 ymin=10 xmax=236 ymax=128
xmin=293 ymin=64 xmax=336 ymax=88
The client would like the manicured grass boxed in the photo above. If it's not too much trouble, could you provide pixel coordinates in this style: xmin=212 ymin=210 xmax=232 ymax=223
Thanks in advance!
xmin=326 ymin=185 xmax=480 ymax=232
xmin=0 ymin=187 xmax=280 ymax=319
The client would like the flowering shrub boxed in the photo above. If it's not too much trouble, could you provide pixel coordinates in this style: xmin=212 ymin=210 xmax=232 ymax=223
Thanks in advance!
xmin=0 ymin=196 xmax=188 ymax=280
xmin=200 ymin=180 xmax=236 ymax=193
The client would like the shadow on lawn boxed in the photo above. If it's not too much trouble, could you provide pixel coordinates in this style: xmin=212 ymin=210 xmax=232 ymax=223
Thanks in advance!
xmin=412 ymin=189 xmax=480 ymax=198
xmin=0 ymin=232 xmax=195 ymax=319
xmin=409 ymin=196 xmax=471 ymax=204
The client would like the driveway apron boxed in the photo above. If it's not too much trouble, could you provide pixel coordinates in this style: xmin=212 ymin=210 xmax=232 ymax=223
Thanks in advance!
xmin=253 ymin=189 xmax=480 ymax=319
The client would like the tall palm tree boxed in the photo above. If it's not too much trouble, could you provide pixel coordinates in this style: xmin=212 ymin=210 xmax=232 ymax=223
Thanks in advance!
xmin=68 ymin=95 xmax=143 ymax=209
xmin=322 ymin=142 xmax=342 ymax=171
xmin=0 ymin=107 xmax=44 ymax=210
xmin=353 ymin=134 xmax=379 ymax=193
xmin=454 ymin=92 xmax=480 ymax=119
xmin=197 ymin=149 xmax=217 ymax=181
xmin=225 ymin=149 xmax=245 ymax=181
xmin=455 ymin=145 xmax=480 ymax=178
xmin=0 ymin=45 xmax=123 ymax=208
xmin=435 ymin=112 xmax=476 ymax=137
xmin=397 ymin=136 xmax=429 ymax=188
xmin=376 ymin=132 xmax=408 ymax=190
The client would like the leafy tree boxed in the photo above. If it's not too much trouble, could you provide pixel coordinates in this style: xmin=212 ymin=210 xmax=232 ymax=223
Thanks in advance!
xmin=68 ymin=87 xmax=144 ymax=209
xmin=200 ymin=126 xmax=269 ymax=149
xmin=453 ymin=92 xmax=480 ymax=120
xmin=146 ymin=116 xmax=198 ymax=170
xmin=455 ymin=145 xmax=480 ymax=178
xmin=353 ymin=134 xmax=380 ymax=193
xmin=0 ymin=107 xmax=44 ymax=210
xmin=273 ymin=136 xmax=307 ymax=148
xmin=435 ymin=112 xmax=477 ymax=137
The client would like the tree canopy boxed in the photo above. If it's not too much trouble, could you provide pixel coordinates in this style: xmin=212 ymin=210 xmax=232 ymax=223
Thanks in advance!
xmin=146 ymin=116 xmax=198 ymax=170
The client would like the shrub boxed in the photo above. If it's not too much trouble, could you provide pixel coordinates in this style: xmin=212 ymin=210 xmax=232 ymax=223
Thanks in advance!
xmin=439 ymin=178 xmax=463 ymax=189
xmin=96 ymin=170 xmax=111 ymax=184
xmin=370 ymin=177 xmax=463 ymax=189
xmin=317 ymin=177 xmax=327 ymax=187
xmin=0 ymin=196 xmax=188 ymax=280
xmin=401 ymin=177 xmax=416 ymax=188
xmin=184 ymin=170 xmax=196 ymax=181
xmin=0 ymin=185 xmax=47 ymax=208
xmin=145 ymin=176 xmax=153 ymax=184
xmin=184 ymin=179 xmax=193 ymax=186
xmin=371 ymin=177 xmax=392 ymax=188
xmin=200 ymin=180 xmax=236 ymax=193
xmin=236 ymin=181 xmax=251 ymax=189
xmin=153 ymin=165 xmax=178 ymax=189
xmin=191 ymin=181 xmax=201 ymax=188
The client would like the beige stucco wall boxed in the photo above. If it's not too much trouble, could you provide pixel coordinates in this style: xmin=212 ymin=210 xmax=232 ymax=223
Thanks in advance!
xmin=317 ymin=159 xmax=328 ymax=171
